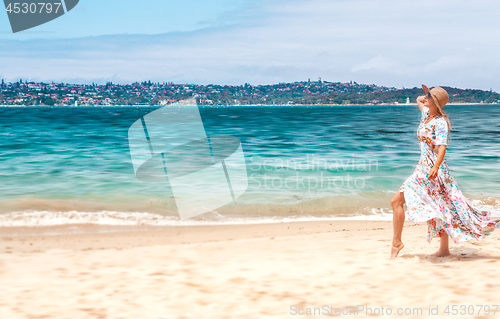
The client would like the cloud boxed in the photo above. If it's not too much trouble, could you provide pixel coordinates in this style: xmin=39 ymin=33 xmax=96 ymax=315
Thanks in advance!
xmin=2 ymin=0 xmax=500 ymax=90
xmin=351 ymin=56 xmax=410 ymax=74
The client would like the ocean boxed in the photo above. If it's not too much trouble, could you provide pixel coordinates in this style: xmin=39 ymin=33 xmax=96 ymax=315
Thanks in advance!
xmin=1 ymin=104 xmax=499 ymax=226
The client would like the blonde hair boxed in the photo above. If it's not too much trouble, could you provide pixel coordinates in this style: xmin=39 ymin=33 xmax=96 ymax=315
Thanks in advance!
xmin=436 ymin=104 xmax=452 ymax=144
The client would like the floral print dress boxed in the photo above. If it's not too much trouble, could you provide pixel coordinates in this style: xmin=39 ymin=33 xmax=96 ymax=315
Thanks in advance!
xmin=398 ymin=106 xmax=500 ymax=244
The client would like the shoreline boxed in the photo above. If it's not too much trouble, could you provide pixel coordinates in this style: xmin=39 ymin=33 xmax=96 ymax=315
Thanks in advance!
xmin=1 ymin=220 xmax=397 ymax=253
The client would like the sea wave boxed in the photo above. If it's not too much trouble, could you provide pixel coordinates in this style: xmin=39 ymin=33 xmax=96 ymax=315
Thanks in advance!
xmin=0 ymin=196 xmax=499 ymax=227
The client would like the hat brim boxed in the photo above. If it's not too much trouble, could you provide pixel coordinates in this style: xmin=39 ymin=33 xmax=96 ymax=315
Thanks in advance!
xmin=421 ymin=84 xmax=430 ymax=94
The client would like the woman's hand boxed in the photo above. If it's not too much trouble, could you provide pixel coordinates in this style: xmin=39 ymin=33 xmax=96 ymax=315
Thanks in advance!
xmin=428 ymin=166 xmax=439 ymax=179
xmin=416 ymin=95 xmax=426 ymax=111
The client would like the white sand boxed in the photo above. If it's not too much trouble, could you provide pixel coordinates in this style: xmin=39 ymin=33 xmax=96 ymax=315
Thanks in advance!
xmin=1 ymin=220 xmax=500 ymax=318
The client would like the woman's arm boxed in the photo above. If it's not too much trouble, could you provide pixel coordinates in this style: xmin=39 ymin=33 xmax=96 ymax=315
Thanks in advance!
xmin=428 ymin=145 xmax=446 ymax=179
xmin=416 ymin=95 xmax=426 ymax=112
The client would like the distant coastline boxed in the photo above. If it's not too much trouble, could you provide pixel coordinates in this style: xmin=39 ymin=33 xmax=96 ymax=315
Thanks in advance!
xmin=1 ymin=102 xmax=498 ymax=107
xmin=1 ymin=79 xmax=499 ymax=107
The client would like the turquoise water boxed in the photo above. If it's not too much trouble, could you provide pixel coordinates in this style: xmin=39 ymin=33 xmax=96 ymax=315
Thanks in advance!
xmin=0 ymin=104 xmax=499 ymax=225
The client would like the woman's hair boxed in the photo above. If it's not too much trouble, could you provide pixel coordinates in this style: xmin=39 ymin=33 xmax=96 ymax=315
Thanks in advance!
xmin=436 ymin=105 xmax=452 ymax=144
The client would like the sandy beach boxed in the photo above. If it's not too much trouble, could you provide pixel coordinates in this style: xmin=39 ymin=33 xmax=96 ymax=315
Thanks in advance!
xmin=1 ymin=220 xmax=500 ymax=318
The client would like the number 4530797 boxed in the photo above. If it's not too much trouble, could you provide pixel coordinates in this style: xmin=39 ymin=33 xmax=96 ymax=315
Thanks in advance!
xmin=5 ymin=2 xmax=62 ymax=14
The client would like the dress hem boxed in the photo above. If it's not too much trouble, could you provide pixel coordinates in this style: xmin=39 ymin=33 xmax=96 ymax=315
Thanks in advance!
xmin=405 ymin=209 xmax=500 ymax=245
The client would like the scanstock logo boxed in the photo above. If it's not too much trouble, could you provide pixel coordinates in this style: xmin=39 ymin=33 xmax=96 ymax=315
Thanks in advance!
xmin=3 ymin=0 xmax=79 ymax=33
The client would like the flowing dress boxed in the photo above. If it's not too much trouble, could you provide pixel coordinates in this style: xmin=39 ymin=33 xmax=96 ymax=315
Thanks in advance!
xmin=398 ymin=106 xmax=500 ymax=244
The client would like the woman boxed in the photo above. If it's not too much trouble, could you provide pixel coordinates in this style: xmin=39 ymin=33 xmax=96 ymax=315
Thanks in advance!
xmin=390 ymin=84 xmax=500 ymax=258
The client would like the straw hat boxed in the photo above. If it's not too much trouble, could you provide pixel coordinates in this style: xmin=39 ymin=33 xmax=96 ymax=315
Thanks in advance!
xmin=421 ymin=84 xmax=449 ymax=109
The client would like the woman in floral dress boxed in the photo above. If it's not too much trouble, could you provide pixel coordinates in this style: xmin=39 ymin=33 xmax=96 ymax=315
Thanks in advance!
xmin=390 ymin=84 xmax=500 ymax=258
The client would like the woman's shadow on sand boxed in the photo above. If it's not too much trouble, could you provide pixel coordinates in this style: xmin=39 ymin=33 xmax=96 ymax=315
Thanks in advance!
xmin=398 ymin=246 xmax=500 ymax=264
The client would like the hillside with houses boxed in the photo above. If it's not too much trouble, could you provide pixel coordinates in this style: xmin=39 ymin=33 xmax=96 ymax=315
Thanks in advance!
xmin=1 ymin=79 xmax=499 ymax=106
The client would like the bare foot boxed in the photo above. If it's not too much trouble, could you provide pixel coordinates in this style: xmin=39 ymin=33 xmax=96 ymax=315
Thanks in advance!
xmin=429 ymin=250 xmax=451 ymax=257
xmin=391 ymin=241 xmax=404 ymax=257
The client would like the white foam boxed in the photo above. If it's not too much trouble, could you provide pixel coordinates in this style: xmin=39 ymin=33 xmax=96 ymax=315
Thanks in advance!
xmin=1 ymin=200 xmax=497 ymax=227
xmin=0 ymin=210 xmax=393 ymax=227
xmin=471 ymin=199 xmax=500 ymax=217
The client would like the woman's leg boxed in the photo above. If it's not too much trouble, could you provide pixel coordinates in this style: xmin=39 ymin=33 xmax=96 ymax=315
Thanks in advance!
xmin=430 ymin=230 xmax=451 ymax=257
xmin=390 ymin=191 xmax=406 ymax=257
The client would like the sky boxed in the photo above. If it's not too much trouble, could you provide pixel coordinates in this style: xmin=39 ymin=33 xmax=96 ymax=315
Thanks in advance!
xmin=1 ymin=0 xmax=500 ymax=91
